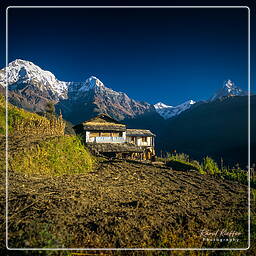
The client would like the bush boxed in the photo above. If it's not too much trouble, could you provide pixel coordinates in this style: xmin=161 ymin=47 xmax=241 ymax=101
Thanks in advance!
xmin=221 ymin=168 xmax=249 ymax=186
xmin=167 ymin=152 xmax=190 ymax=162
xmin=202 ymin=156 xmax=220 ymax=175
xmin=9 ymin=136 xmax=94 ymax=175
xmin=165 ymin=152 xmax=204 ymax=172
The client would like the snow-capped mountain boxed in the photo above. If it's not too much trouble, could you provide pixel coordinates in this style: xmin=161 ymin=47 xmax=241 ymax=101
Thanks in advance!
xmin=154 ymin=100 xmax=196 ymax=119
xmin=0 ymin=59 xmax=68 ymax=99
xmin=0 ymin=59 xmax=152 ymax=122
xmin=60 ymin=75 xmax=152 ymax=123
xmin=210 ymin=80 xmax=247 ymax=101
xmin=154 ymin=102 xmax=172 ymax=110
xmin=0 ymin=60 xmax=249 ymax=124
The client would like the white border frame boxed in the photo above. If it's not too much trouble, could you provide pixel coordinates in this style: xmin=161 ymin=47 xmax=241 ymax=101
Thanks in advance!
xmin=5 ymin=5 xmax=251 ymax=251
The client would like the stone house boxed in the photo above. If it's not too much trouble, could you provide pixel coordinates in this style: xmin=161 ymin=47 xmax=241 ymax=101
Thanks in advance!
xmin=73 ymin=114 xmax=155 ymax=160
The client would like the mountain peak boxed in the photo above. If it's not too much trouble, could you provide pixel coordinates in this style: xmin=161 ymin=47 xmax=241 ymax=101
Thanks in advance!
xmin=211 ymin=80 xmax=247 ymax=101
xmin=182 ymin=99 xmax=196 ymax=105
xmin=10 ymin=59 xmax=32 ymax=65
xmin=78 ymin=76 xmax=105 ymax=92
xmin=0 ymin=59 xmax=68 ymax=99
xmin=154 ymin=102 xmax=172 ymax=109
xmin=154 ymin=100 xmax=196 ymax=119
xmin=87 ymin=76 xmax=105 ymax=88
xmin=224 ymin=79 xmax=234 ymax=89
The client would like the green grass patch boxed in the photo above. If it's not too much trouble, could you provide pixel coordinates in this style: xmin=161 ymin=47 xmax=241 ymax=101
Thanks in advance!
xmin=163 ymin=152 xmax=255 ymax=187
xmin=165 ymin=153 xmax=203 ymax=173
xmin=10 ymin=136 xmax=94 ymax=175
xmin=221 ymin=168 xmax=248 ymax=185
xmin=202 ymin=156 xmax=221 ymax=175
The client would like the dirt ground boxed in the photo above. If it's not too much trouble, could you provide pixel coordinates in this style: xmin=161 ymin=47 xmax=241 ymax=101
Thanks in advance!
xmin=0 ymin=136 xmax=249 ymax=252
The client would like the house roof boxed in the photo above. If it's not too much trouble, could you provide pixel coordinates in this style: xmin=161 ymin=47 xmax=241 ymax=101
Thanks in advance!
xmin=83 ymin=124 xmax=126 ymax=131
xmin=126 ymin=129 xmax=155 ymax=137
xmin=73 ymin=114 xmax=126 ymax=131
xmin=85 ymin=114 xmax=121 ymax=124
xmin=86 ymin=142 xmax=144 ymax=153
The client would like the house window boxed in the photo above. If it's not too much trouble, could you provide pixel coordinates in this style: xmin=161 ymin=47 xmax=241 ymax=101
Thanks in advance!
xmin=142 ymin=137 xmax=147 ymax=142
xmin=130 ymin=136 xmax=136 ymax=143
xmin=112 ymin=132 xmax=123 ymax=137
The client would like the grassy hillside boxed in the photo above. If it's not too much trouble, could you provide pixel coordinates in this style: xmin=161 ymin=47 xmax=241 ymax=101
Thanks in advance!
xmin=0 ymin=95 xmax=94 ymax=175
xmin=9 ymin=136 xmax=94 ymax=175
xmin=0 ymin=94 xmax=65 ymax=136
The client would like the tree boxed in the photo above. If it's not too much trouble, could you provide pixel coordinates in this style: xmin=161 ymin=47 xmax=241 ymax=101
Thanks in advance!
xmin=45 ymin=102 xmax=55 ymax=115
xmin=44 ymin=102 xmax=56 ymax=119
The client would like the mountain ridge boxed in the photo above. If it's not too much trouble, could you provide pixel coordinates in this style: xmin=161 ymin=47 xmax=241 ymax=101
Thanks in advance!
xmin=154 ymin=100 xmax=196 ymax=119
xmin=0 ymin=59 xmax=249 ymax=124
xmin=0 ymin=60 xmax=153 ymax=122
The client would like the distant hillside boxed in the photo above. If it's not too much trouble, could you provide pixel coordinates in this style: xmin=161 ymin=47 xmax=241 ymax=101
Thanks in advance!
xmin=160 ymin=96 xmax=255 ymax=167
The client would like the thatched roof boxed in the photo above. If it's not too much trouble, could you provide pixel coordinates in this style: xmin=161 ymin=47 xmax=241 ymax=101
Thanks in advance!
xmin=126 ymin=129 xmax=155 ymax=137
xmin=85 ymin=114 xmax=121 ymax=124
xmin=86 ymin=142 xmax=144 ymax=153
xmin=83 ymin=125 xmax=126 ymax=131
xmin=73 ymin=114 xmax=126 ymax=132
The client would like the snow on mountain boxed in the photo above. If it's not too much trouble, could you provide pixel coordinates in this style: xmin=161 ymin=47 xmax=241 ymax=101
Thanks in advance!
xmin=154 ymin=100 xmax=196 ymax=119
xmin=210 ymin=80 xmax=247 ymax=101
xmin=1 ymin=60 xmax=248 ymax=122
xmin=0 ymin=59 xmax=68 ymax=99
xmin=77 ymin=76 xmax=120 ymax=96
xmin=154 ymin=102 xmax=173 ymax=109
xmin=78 ymin=76 xmax=104 ymax=92
xmin=0 ymin=60 xmax=152 ymax=121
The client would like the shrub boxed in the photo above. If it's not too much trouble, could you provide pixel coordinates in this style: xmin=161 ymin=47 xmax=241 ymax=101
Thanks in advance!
xmin=202 ymin=156 xmax=220 ymax=175
xmin=167 ymin=152 xmax=190 ymax=162
xmin=221 ymin=168 xmax=249 ymax=186
xmin=165 ymin=152 xmax=203 ymax=172
xmin=9 ymin=136 xmax=94 ymax=175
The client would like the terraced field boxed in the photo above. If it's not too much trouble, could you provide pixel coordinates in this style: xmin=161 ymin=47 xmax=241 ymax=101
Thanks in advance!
xmin=0 ymin=136 xmax=251 ymax=255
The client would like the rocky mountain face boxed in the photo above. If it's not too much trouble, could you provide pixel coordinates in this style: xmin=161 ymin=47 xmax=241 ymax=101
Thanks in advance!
xmin=0 ymin=60 xmax=249 ymax=125
xmin=57 ymin=76 xmax=153 ymax=124
xmin=210 ymin=79 xmax=248 ymax=101
xmin=0 ymin=60 xmax=152 ymax=123
xmin=0 ymin=59 xmax=69 ymax=112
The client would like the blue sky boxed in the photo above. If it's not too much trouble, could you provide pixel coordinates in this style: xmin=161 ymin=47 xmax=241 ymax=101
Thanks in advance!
xmin=3 ymin=7 xmax=249 ymax=105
